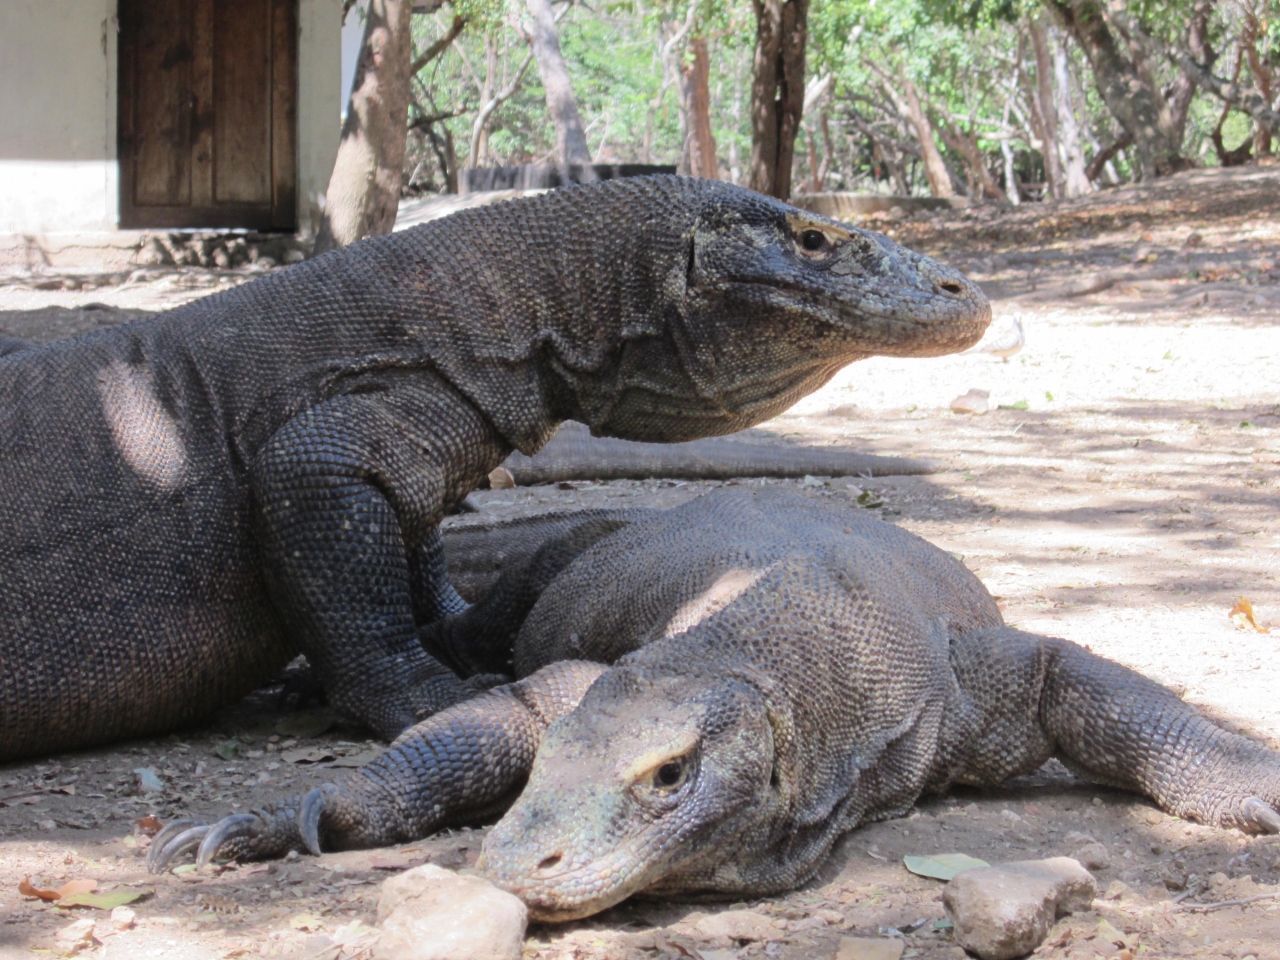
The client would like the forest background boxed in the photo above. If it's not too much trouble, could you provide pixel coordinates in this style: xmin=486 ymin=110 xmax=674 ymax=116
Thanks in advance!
xmin=380 ymin=0 xmax=1277 ymax=209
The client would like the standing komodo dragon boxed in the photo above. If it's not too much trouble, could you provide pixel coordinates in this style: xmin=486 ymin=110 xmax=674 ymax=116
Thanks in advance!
xmin=150 ymin=488 xmax=1280 ymax=922
xmin=0 ymin=176 xmax=990 ymax=761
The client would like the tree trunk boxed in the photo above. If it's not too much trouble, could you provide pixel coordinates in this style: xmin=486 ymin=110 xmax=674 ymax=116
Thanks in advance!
xmin=526 ymin=0 xmax=592 ymax=165
xmin=748 ymin=0 xmax=809 ymax=200
xmin=1046 ymin=0 xmax=1186 ymax=179
xmin=1052 ymin=26 xmax=1092 ymax=198
xmin=679 ymin=36 xmax=719 ymax=179
xmin=1166 ymin=0 xmax=1214 ymax=148
xmin=1028 ymin=16 xmax=1065 ymax=198
xmin=896 ymin=71 xmax=953 ymax=198
xmin=313 ymin=0 xmax=414 ymax=255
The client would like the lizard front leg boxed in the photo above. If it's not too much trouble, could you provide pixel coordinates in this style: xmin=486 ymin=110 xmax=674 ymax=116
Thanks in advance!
xmin=147 ymin=661 xmax=607 ymax=871
xmin=252 ymin=375 xmax=510 ymax=739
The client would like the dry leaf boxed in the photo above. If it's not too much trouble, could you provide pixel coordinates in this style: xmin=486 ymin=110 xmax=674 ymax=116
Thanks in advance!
xmin=1229 ymin=597 xmax=1270 ymax=633
xmin=19 ymin=877 xmax=97 ymax=901
xmin=133 ymin=815 xmax=163 ymax=837
xmin=901 ymin=852 xmax=989 ymax=880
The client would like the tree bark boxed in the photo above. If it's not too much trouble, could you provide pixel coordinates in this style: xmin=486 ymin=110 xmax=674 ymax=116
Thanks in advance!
xmin=1052 ymin=26 xmax=1092 ymax=198
xmin=679 ymin=36 xmax=719 ymax=179
xmin=1028 ymin=16 xmax=1065 ymax=199
xmin=1046 ymin=0 xmax=1186 ymax=179
xmin=878 ymin=64 xmax=953 ymax=198
xmin=748 ymin=0 xmax=809 ymax=200
xmin=314 ymin=0 xmax=415 ymax=255
xmin=526 ymin=0 xmax=592 ymax=165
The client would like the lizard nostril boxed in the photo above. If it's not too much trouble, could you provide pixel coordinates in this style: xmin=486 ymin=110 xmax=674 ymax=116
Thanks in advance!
xmin=537 ymin=853 xmax=563 ymax=872
xmin=938 ymin=281 xmax=964 ymax=295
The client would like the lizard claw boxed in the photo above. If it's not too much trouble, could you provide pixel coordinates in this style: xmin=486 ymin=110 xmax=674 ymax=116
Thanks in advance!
xmin=1241 ymin=797 xmax=1280 ymax=834
xmin=196 ymin=813 xmax=263 ymax=869
xmin=147 ymin=819 xmax=209 ymax=873
xmin=299 ymin=787 xmax=330 ymax=856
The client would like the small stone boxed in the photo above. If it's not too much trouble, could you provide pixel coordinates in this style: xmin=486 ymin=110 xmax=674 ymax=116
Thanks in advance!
xmin=284 ymin=250 xmax=307 ymax=264
xmin=943 ymin=857 xmax=1097 ymax=960
xmin=1158 ymin=860 xmax=1188 ymax=891
xmin=1074 ymin=842 xmax=1110 ymax=870
xmin=488 ymin=466 xmax=517 ymax=490
xmin=950 ymin=389 xmax=990 ymax=415
xmin=1000 ymin=809 xmax=1022 ymax=824
xmin=55 ymin=917 xmax=97 ymax=952
xmin=679 ymin=909 xmax=779 ymax=942
xmin=373 ymin=864 xmax=526 ymax=960
xmin=836 ymin=936 xmax=905 ymax=960
xmin=1062 ymin=832 xmax=1094 ymax=845
xmin=110 ymin=905 xmax=137 ymax=930
xmin=37 ymin=819 xmax=56 ymax=832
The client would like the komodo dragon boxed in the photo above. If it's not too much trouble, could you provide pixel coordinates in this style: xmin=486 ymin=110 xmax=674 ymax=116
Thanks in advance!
xmin=150 ymin=488 xmax=1280 ymax=923
xmin=0 ymin=176 xmax=990 ymax=761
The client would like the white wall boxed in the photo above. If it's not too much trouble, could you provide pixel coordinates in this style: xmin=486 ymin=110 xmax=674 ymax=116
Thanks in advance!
xmin=0 ymin=0 xmax=341 ymax=239
xmin=0 ymin=0 xmax=118 ymax=234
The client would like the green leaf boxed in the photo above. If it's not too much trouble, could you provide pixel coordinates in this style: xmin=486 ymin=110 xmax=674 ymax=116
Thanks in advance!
xmin=214 ymin=740 xmax=244 ymax=761
xmin=58 ymin=888 xmax=151 ymax=910
xmin=1044 ymin=391 xmax=1054 ymax=401
xmin=856 ymin=490 xmax=884 ymax=508
xmin=997 ymin=400 xmax=1029 ymax=410
xmin=902 ymin=853 xmax=989 ymax=880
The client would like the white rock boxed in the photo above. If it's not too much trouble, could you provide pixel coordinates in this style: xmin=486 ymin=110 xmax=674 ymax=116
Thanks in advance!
xmin=943 ymin=857 xmax=1096 ymax=960
xmin=55 ymin=917 xmax=97 ymax=951
xmin=1074 ymin=841 xmax=1110 ymax=870
xmin=950 ymin=389 xmax=990 ymax=415
xmin=675 ymin=909 xmax=781 ymax=942
xmin=488 ymin=466 xmax=517 ymax=490
xmin=110 ymin=905 xmax=137 ymax=930
xmin=372 ymin=864 xmax=526 ymax=960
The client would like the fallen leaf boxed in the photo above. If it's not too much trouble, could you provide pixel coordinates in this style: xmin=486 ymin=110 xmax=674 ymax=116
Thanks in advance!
xmin=997 ymin=400 xmax=1029 ymax=410
xmin=901 ymin=853 xmax=989 ymax=881
xmin=19 ymin=878 xmax=97 ymax=901
xmin=1229 ymin=597 xmax=1270 ymax=633
xmin=274 ymin=710 xmax=338 ymax=739
xmin=289 ymin=912 xmax=324 ymax=932
xmin=133 ymin=815 xmax=163 ymax=837
xmin=133 ymin=768 xmax=163 ymax=793
xmin=281 ymin=747 xmax=337 ymax=764
xmin=1096 ymin=917 xmax=1134 ymax=948
xmin=58 ymin=888 xmax=149 ymax=910
xmin=856 ymin=490 xmax=884 ymax=509
xmin=324 ymin=749 xmax=382 ymax=768
xmin=214 ymin=739 xmax=245 ymax=761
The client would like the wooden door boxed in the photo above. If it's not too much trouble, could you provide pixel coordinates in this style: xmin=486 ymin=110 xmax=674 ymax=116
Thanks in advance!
xmin=118 ymin=0 xmax=297 ymax=231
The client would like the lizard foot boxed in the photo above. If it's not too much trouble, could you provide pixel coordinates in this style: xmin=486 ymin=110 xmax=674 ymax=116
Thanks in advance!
xmin=1236 ymin=796 xmax=1280 ymax=834
xmin=147 ymin=802 xmax=307 ymax=873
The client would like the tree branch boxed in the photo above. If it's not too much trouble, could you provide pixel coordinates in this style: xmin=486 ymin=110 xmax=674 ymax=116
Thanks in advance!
xmin=410 ymin=15 xmax=467 ymax=76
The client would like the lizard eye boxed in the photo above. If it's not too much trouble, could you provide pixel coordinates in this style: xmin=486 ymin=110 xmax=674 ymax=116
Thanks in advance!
xmin=652 ymin=757 xmax=688 ymax=792
xmin=799 ymin=229 xmax=828 ymax=252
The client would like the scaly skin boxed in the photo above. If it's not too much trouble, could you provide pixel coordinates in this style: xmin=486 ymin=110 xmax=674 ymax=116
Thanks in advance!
xmin=153 ymin=489 xmax=1280 ymax=924
xmin=0 ymin=176 xmax=988 ymax=759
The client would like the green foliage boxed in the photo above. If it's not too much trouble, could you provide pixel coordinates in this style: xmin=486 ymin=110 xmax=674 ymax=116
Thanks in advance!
xmin=400 ymin=0 xmax=1270 ymax=197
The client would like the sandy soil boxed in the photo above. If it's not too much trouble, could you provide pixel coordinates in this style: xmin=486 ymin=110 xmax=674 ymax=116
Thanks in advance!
xmin=0 ymin=165 xmax=1278 ymax=960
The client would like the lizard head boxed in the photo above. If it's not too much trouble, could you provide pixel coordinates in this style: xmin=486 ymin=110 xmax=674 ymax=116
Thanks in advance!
xmin=575 ymin=182 xmax=990 ymax=442
xmin=478 ymin=665 xmax=776 ymax=921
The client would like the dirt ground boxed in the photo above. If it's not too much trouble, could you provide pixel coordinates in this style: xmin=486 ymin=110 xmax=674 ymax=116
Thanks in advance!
xmin=0 ymin=165 xmax=1278 ymax=960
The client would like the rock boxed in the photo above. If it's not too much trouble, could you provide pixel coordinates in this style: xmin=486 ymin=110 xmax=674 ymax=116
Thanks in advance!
xmin=1074 ymin=842 xmax=1110 ymax=870
xmin=136 ymin=237 xmax=173 ymax=267
xmin=943 ymin=857 xmax=1097 ymax=960
xmin=284 ymin=249 xmax=307 ymax=264
xmin=950 ymin=389 xmax=990 ymax=415
xmin=488 ymin=466 xmax=517 ymax=490
xmin=675 ymin=909 xmax=781 ymax=942
xmin=55 ymin=917 xmax=97 ymax=952
xmin=1102 ymin=880 xmax=1130 ymax=900
xmin=836 ymin=936 xmax=905 ymax=960
xmin=110 ymin=905 xmax=137 ymax=930
xmin=372 ymin=864 xmax=526 ymax=960
xmin=1158 ymin=860 xmax=1188 ymax=891
xmin=36 ymin=819 xmax=56 ymax=832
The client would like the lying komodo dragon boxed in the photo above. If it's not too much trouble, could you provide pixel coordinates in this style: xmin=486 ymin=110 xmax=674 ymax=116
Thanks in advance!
xmin=149 ymin=488 xmax=1280 ymax=923
xmin=0 ymin=176 xmax=990 ymax=760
